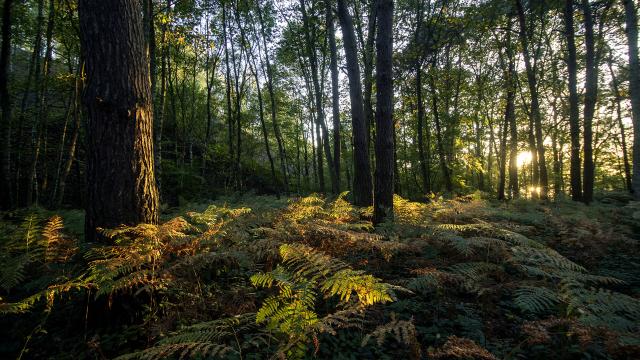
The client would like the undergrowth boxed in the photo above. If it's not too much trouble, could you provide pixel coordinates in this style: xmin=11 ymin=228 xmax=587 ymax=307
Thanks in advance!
xmin=1 ymin=193 xmax=639 ymax=359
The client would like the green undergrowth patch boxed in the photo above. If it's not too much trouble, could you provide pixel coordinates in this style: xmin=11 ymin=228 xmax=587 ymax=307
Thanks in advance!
xmin=1 ymin=193 xmax=639 ymax=359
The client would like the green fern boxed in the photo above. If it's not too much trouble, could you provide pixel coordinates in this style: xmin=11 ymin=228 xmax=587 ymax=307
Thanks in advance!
xmin=513 ymin=286 xmax=560 ymax=314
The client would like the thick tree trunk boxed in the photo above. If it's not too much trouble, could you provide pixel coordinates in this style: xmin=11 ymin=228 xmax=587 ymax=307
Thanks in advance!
xmin=337 ymin=0 xmax=372 ymax=205
xmin=327 ymin=0 xmax=341 ymax=194
xmin=582 ymin=0 xmax=597 ymax=204
xmin=78 ymin=0 xmax=159 ymax=242
xmin=0 ymin=0 xmax=13 ymax=209
xmin=563 ymin=0 xmax=583 ymax=201
xmin=373 ymin=0 xmax=394 ymax=225
xmin=623 ymin=0 xmax=640 ymax=199
xmin=515 ymin=0 xmax=549 ymax=199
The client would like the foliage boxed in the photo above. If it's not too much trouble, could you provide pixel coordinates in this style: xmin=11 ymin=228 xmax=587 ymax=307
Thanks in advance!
xmin=2 ymin=195 xmax=640 ymax=358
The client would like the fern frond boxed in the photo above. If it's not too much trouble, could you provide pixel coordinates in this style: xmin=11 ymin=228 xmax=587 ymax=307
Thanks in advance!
xmin=513 ymin=286 xmax=560 ymax=314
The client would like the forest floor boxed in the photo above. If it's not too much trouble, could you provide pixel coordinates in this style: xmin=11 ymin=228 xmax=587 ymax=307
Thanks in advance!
xmin=1 ymin=192 xmax=639 ymax=359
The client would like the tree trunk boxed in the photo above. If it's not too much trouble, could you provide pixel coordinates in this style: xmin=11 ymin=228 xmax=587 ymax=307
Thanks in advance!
xmin=337 ymin=0 xmax=372 ymax=205
xmin=582 ymin=0 xmax=597 ymax=204
xmin=429 ymin=61 xmax=452 ymax=193
xmin=608 ymin=57 xmax=632 ymax=192
xmin=414 ymin=0 xmax=430 ymax=196
xmin=505 ymin=18 xmax=519 ymax=199
xmin=27 ymin=0 xmax=55 ymax=206
xmin=327 ymin=0 xmax=341 ymax=194
xmin=623 ymin=0 xmax=640 ymax=199
xmin=0 ymin=0 xmax=13 ymax=209
xmin=373 ymin=0 xmax=394 ymax=225
xmin=78 ymin=0 xmax=159 ymax=242
xmin=257 ymin=2 xmax=289 ymax=194
xmin=563 ymin=0 xmax=583 ymax=201
xmin=300 ymin=0 xmax=336 ymax=194
xmin=515 ymin=0 xmax=549 ymax=199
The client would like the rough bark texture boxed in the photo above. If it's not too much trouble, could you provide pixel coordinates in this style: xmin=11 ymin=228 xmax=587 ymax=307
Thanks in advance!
xmin=563 ymin=0 xmax=582 ymax=201
xmin=0 ymin=0 xmax=13 ymax=209
xmin=373 ymin=0 xmax=394 ymax=225
xmin=624 ymin=0 xmax=640 ymax=199
xmin=515 ymin=0 xmax=549 ymax=199
xmin=78 ymin=0 xmax=159 ymax=242
xmin=582 ymin=0 xmax=597 ymax=204
xmin=337 ymin=0 xmax=372 ymax=205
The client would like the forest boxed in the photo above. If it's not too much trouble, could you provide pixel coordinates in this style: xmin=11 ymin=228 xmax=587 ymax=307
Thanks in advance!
xmin=0 ymin=0 xmax=639 ymax=358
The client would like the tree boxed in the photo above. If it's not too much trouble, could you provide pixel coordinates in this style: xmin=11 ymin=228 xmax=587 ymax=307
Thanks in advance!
xmin=515 ymin=0 xmax=549 ymax=199
xmin=373 ymin=0 xmax=394 ymax=225
xmin=563 ymin=0 xmax=582 ymax=201
xmin=327 ymin=0 xmax=341 ymax=194
xmin=0 ymin=0 xmax=13 ymax=209
xmin=78 ymin=0 xmax=159 ymax=242
xmin=623 ymin=0 xmax=640 ymax=199
xmin=337 ymin=0 xmax=372 ymax=205
xmin=581 ymin=0 xmax=597 ymax=204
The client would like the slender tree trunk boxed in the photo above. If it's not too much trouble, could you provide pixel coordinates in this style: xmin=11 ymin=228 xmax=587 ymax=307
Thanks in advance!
xmin=504 ymin=18 xmax=518 ymax=198
xmin=249 ymin=57 xmax=277 ymax=194
xmin=582 ymin=0 xmax=597 ymax=204
xmin=362 ymin=0 xmax=376 ymax=153
xmin=337 ymin=0 xmax=372 ymax=204
xmin=327 ymin=0 xmax=341 ymax=194
xmin=27 ymin=0 xmax=55 ymax=206
xmin=223 ymin=5 xmax=234 ymax=159
xmin=55 ymin=66 xmax=82 ymax=207
xmin=300 ymin=0 xmax=336 ymax=194
xmin=78 ymin=0 xmax=159 ymax=242
xmin=515 ymin=0 xmax=549 ymax=199
xmin=373 ymin=0 xmax=394 ymax=225
xmin=563 ymin=0 xmax=583 ymax=201
xmin=0 ymin=0 xmax=13 ymax=209
xmin=414 ymin=0 xmax=430 ymax=196
xmin=608 ymin=57 xmax=632 ymax=191
xmin=623 ymin=0 xmax=640 ymax=199
xmin=429 ymin=60 xmax=452 ymax=193
xmin=257 ymin=2 xmax=289 ymax=194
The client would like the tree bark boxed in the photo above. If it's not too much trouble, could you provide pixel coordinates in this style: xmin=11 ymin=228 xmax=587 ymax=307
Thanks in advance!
xmin=337 ymin=0 xmax=372 ymax=205
xmin=563 ymin=0 xmax=583 ymax=201
xmin=327 ymin=0 xmax=341 ymax=194
xmin=582 ymin=0 xmax=597 ymax=204
xmin=78 ymin=0 xmax=159 ymax=242
xmin=0 ymin=0 xmax=13 ymax=209
xmin=623 ymin=0 xmax=640 ymax=199
xmin=414 ymin=0 xmax=430 ymax=196
xmin=373 ymin=0 xmax=394 ymax=225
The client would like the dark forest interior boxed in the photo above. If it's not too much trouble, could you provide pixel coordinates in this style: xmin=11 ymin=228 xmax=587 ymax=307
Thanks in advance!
xmin=1 ymin=0 xmax=640 ymax=358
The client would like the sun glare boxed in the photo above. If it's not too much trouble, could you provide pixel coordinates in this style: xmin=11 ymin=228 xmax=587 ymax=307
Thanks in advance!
xmin=517 ymin=151 xmax=533 ymax=168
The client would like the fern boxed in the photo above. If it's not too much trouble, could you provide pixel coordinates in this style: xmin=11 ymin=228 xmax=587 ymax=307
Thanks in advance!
xmin=361 ymin=313 xmax=421 ymax=359
xmin=513 ymin=286 xmax=560 ymax=314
